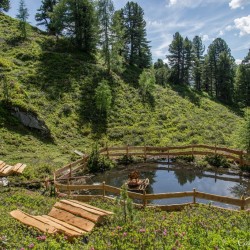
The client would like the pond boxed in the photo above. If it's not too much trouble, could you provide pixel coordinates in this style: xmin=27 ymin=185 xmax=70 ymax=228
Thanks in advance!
xmin=86 ymin=161 xmax=250 ymax=209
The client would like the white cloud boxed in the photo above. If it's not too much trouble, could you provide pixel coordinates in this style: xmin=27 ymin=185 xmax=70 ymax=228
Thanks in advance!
xmin=218 ymin=30 xmax=224 ymax=36
xmin=229 ymin=0 xmax=250 ymax=9
xmin=225 ymin=25 xmax=234 ymax=31
xmin=234 ymin=15 xmax=250 ymax=36
xmin=201 ymin=34 xmax=210 ymax=42
xmin=166 ymin=0 xmax=227 ymax=8
xmin=235 ymin=59 xmax=242 ymax=64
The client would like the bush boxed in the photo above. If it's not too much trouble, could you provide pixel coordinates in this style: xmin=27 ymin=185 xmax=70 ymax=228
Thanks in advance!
xmin=205 ymin=154 xmax=230 ymax=168
xmin=173 ymin=155 xmax=195 ymax=163
xmin=87 ymin=144 xmax=116 ymax=173
xmin=117 ymin=155 xmax=135 ymax=165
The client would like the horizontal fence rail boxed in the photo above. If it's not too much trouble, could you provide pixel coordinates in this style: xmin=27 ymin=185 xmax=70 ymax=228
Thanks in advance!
xmin=54 ymin=181 xmax=249 ymax=211
xmin=54 ymin=144 xmax=249 ymax=211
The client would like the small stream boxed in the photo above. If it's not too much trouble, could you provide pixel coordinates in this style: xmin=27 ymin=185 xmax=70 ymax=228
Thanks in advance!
xmin=84 ymin=161 xmax=250 ymax=209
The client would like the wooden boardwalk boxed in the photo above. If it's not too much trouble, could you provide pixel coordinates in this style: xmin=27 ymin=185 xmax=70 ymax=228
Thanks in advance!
xmin=0 ymin=160 xmax=26 ymax=176
xmin=10 ymin=200 xmax=113 ymax=239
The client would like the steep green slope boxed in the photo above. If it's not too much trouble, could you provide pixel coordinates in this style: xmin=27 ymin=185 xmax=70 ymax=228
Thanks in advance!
xmin=0 ymin=14 xmax=243 ymax=177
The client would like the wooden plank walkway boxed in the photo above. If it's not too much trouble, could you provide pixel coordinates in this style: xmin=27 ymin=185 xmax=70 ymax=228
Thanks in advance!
xmin=10 ymin=200 xmax=113 ymax=239
xmin=0 ymin=161 xmax=26 ymax=176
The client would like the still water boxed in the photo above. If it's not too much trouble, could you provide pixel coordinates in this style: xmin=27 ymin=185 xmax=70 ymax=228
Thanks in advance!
xmin=87 ymin=162 xmax=249 ymax=209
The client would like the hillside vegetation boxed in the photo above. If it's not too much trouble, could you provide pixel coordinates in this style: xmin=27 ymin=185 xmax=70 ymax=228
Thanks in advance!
xmin=0 ymin=13 xmax=243 ymax=178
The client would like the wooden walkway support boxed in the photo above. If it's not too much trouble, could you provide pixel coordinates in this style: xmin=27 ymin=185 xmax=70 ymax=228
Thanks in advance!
xmin=10 ymin=200 xmax=113 ymax=239
xmin=0 ymin=160 xmax=27 ymax=176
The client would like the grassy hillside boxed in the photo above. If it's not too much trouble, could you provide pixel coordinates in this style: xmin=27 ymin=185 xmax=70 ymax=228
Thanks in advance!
xmin=0 ymin=13 xmax=243 ymax=178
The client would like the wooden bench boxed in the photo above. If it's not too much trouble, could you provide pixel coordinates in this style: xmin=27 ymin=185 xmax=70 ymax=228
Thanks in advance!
xmin=0 ymin=160 xmax=27 ymax=176
xmin=10 ymin=199 xmax=113 ymax=239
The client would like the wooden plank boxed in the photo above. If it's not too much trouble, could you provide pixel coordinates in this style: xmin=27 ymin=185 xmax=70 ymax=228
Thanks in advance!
xmin=10 ymin=210 xmax=58 ymax=234
xmin=107 ymin=147 xmax=127 ymax=151
xmin=48 ymin=207 xmax=95 ymax=232
xmin=35 ymin=215 xmax=83 ymax=237
xmin=245 ymin=198 xmax=250 ymax=207
xmin=54 ymin=201 xmax=101 ymax=222
xmin=104 ymin=185 xmax=121 ymax=194
xmin=12 ymin=163 xmax=23 ymax=172
xmin=128 ymin=146 xmax=144 ymax=150
xmin=195 ymin=192 xmax=242 ymax=206
xmin=68 ymin=200 xmax=113 ymax=215
xmin=145 ymin=191 xmax=193 ymax=200
xmin=1 ymin=165 xmax=14 ymax=175
xmin=0 ymin=162 xmax=6 ymax=170
xmin=55 ymin=183 xmax=103 ymax=192
xmin=42 ymin=215 xmax=85 ymax=234
xmin=16 ymin=164 xmax=27 ymax=174
xmin=127 ymin=191 xmax=144 ymax=199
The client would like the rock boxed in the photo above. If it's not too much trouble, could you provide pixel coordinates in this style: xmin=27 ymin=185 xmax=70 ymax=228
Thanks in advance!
xmin=11 ymin=106 xmax=51 ymax=136
xmin=0 ymin=177 xmax=9 ymax=187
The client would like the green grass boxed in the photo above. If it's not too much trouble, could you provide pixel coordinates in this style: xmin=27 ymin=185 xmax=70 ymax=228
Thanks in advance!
xmin=0 ymin=13 xmax=244 ymax=180
xmin=0 ymin=189 xmax=249 ymax=249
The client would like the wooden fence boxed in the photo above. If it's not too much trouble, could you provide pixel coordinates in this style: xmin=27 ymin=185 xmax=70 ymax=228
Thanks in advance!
xmin=53 ymin=144 xmax=249 ymax=211
xmin=54 ymin=181 xmax=249 ymax=211
xmin=55 ymin=144 xmax=249 ymax=180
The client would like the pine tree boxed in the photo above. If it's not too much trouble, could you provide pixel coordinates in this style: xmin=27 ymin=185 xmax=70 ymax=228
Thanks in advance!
xmin=35 ymin=0 xmax=59 ymax=36
xmin=16 ymin=0 xmax=29 ymax=39
xmin=110 ymin=10 xmax=125 ymax=73
xmin=0 ymin=0 xmax=10 ymax=12
xmin=95 ymin=80 xmax=112 ymax=113
xmin=183 ymin=37 xmax=192 ymax=85
xmin=167 ymin=32 xmax=184 ymax=84
xmin=235 ymin=50 xmax=250 ymax=107
xmin=97 ymin=0 xmax=114 ymax=72
xmin=138 ymin=68 xmax=155 ymax=101
xmin=192 ymin=36 xmax=205 ymax=91
xmin=121 ymin=1 xmax=151 ymax=68
xmin=204 ymin=38 xmax=234 ymax=102
xmin=53 ymin=0 xmax=98 ymax=52
xmin=154 ymin=59 xmax=169 ymax=87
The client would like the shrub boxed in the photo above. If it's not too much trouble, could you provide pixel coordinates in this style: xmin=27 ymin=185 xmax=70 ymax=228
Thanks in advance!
xmin=117 ymin=155 xmax=135 ymax=165
xmin=87 ymin=144 xmax=116 ymax=173
xmin=205 ymin=154 xmax=230 ymax=168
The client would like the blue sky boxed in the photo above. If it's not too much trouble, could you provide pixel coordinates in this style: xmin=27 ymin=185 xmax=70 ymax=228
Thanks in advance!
xmin=8 ymin=0 xmax=250 ymax=63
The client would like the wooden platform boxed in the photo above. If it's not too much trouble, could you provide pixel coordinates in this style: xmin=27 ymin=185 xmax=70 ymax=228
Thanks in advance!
xmin=10 ymin=199 xmax=113 ymax=239
xmin=0 ymin=160 xmax=27 ymax=176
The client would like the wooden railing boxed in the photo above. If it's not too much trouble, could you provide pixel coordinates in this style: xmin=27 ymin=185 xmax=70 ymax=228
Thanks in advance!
xmin=55 ymin=144 xmax=249 ymax=180
xmin=54 ymin=181 xmax=249 ymax=211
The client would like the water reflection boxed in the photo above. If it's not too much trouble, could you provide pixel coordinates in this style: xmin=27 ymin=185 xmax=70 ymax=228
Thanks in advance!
xmin=89 ymin=163 xmax=250 ymax=202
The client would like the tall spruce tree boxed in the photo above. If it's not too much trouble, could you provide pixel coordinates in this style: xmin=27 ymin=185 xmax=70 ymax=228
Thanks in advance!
xmin=204 ymin=38 xmax=234 ymax=102
xmin=35 ymin=0 xmax=59 ymax=35
xmin=154 ymin=59 xmax=170 ymax=87
xmin=192 ymin=36 xmax=205 ymax=91
xmin=110 ymin=10 xmax=125 ymax=73
xmin=235 ymin=50 xmax=250 ymax=107
xmin=16 ymin=0 xmax=29 ymax=39
xmin=97 ymin=0 xmax=114 ymax=72
xmin=0 ymin=0 xmax=10 ymax=12
xmin=183 ymin=37 xmax=192 ymax=85
xmin=53 ymin=0 xmax=97 ymax=52
xmin=121 ymin=1 xmax=151 ymax=68
xmin=167 ymin=32 xmax=184 ymax=85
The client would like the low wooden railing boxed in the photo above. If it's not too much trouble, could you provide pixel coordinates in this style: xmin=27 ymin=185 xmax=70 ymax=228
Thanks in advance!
xmin=54 ymin=181 xmax=249 ymax=211
xmin=55 ymin=144 xmax=249 ymax=180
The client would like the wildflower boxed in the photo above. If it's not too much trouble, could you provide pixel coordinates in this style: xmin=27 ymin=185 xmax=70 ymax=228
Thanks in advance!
xmin=174 ymin=232 xmax=179 ymax=237
xmin=64 ymin=236 xmax=68 ymax=240
xmin=163 ymin=229 xmax=167 ymax=236
xmin=20 ymin=248 xmax=25 ymax=250
xmin=90 ymin=247 xmax=95 ymax=250
xmin=116 ymin=226 xmax=122 ymax=230
xmin=123 ymin=232 xmax=127 ymax=237
xmin=139 ymin=228 xmax=146 ymax=233
xmin=28 ymin=243 xmax=34 ymax=249
xmin=37 ymin=235 xmax=46 ymax=241
xmin=182 ymin=232 xmax=186 ymax=237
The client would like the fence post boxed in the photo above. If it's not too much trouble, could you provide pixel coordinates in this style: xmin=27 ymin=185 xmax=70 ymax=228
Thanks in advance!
xmin=144 ymin=145 xmax=147 ymax=161
xmin=143 ymin=190 xmax=147 ymax=208
xmin=67 ymin=178 xmax=71 ymax=196
xmin=215 ymin=144 xmax=217 ymax=154
xmin=241 ymin=195 xmax=245 ymax=210
xmin=103 ymin=181 xmax=106 ymax=197
xmin=167 ymin=149 xmax=170 ymax=163
xmin=126 ymin=145 xmax=129 ymax=157
xmin=240 ymin=151 xmax=243 ymax=167
xmin=192 ymin=145 xmax=194 ymax=158
xmin=193 ymin=188 xmax=196 ymax=204
xmin=69 ymin=164 xmax=72 ymax=181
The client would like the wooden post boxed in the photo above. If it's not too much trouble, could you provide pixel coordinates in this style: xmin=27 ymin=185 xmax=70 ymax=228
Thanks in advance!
xmin=67 ymin=178 xmax=71 ymax=196
xmin=144 ymin=145 xmax=147 ymax=161
xmin=103 ymin=181 xmax=106 ymax=197
xmin=167 ymin=149 xmax=170 ymax=163
xmin=193 ymin=188 xmax=196 ymax=204
xmin=192 ymin=145 xmax=194 ymax=158
xmin=126 ymin=145 xmax=129 ymax=157
xmin=215 ymin=144 xmax=217 ymax=154
xmin=69 ymin=164 xmax=72 ymax=181
xmin=143 ymin=190 xmax=147 ymax=207
xmin=240 ymin=195 xmax=245 ymax=210
xmin=53 ymin=172 xmax=58 ymax=195
xmin=240 ymin=151 xmax=243 ymax=167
